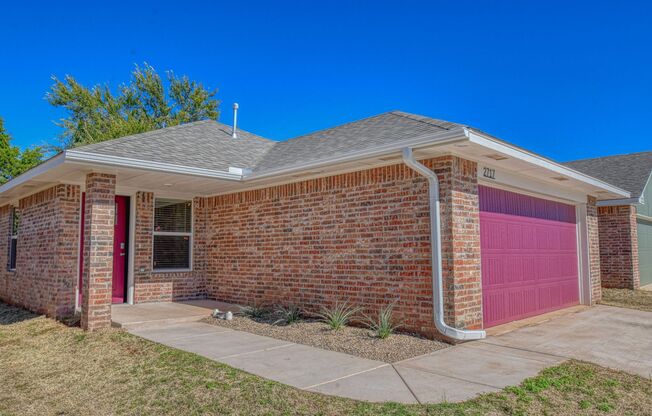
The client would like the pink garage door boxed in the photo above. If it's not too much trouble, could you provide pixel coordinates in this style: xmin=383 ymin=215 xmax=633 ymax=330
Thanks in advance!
xmin=479 ymin=186 xmax=579 ymax=328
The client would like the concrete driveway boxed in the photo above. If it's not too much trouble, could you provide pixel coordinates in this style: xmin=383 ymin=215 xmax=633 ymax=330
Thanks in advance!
xmin=129 ymin=305 xmax=652 ymax=404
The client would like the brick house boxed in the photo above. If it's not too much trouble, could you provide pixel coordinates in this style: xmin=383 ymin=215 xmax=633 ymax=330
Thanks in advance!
xmin=0 ymin=111 xmax=630 ymax=338
xmin=565 ymin=152 xmax=652 ymax=290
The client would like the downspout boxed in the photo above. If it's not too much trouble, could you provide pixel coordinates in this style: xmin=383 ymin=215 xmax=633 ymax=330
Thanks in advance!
xmin=402 ymin=147 xmax=486 ymax=341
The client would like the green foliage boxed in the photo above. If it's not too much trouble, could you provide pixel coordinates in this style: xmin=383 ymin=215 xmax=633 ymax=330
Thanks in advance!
xmin=239 ymin=304 xmax=270 ymax=320
xmin=317 ymin=302 xmax=360 ymax=331
xmin=365 ymin=303 xmax=400 ymax=339
xmin=0 ymin=118 xmax=43 ymax=184
xmin=47 ymin=63 xmax=220 ymax=149
xmin=273 ymin=304 xmax=302 ymax=326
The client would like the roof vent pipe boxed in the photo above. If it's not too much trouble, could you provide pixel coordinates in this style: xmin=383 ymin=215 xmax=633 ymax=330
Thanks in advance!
xmin=401 ymin=147 xmax=486 ymax=341
xmin=232 ymin=103 xmax=239 ymax=139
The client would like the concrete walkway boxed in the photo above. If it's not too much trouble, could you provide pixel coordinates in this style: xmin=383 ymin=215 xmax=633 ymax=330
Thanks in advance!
xmin=112 ymin=299 xmax=240 ymax=330
xmin=128 ymin=305 xmax=652 ymax=404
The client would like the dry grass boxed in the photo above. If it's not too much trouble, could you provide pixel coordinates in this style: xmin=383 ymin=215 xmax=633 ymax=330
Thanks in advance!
xmin=601 ymin=288 xmax=652 ymax=312
xmin=1 ymin=302 xmax=652 ymax=415
xmin=204 ymin=315 xmax=448 ymax=362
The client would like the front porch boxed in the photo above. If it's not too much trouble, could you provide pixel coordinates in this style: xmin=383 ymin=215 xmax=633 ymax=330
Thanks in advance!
xmin=111 ymin=299 xmax=242 ymax=330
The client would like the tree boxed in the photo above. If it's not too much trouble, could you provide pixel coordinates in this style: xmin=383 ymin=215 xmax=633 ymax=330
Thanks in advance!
xmin=0 ymin=118 xmax=43 ymax=184
xmin=47 ymin=63 xmax=220 ymax=149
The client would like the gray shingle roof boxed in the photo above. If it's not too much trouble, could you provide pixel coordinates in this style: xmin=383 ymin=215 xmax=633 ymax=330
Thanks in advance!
xmin=252 ymin=111 xmax=465 ymax=172
xmin=73 ymin=120 xmax=276 ymax=171
xmin=563 ymin=151 xmax=652 ymax=198
xmin=73 ymin=111 xmax=467 ymax=174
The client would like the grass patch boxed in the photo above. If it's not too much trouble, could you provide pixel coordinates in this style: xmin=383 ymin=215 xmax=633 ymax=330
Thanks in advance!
xmin=601 ymin=288 xmax=652 ymax=312
xmin=1 ymin=302 xmax=651 ymax=415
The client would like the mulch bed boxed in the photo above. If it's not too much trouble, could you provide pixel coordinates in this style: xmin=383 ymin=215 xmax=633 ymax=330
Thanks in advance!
xmin=202 ymin=312 xmax=449 ymax=363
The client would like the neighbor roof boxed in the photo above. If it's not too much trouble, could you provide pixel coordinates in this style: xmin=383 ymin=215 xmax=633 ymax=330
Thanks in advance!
xmin=72 ymin=111 xmax=466 ymax=174
xmin=564 ymin=151 xmax=652 ymax=198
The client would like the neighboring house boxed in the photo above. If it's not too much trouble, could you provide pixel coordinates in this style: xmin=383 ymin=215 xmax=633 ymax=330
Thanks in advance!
xmin=565 ymin=152 xmax=652 ymax=289
xmin=0 ymin=111 xmax=629 ymax=338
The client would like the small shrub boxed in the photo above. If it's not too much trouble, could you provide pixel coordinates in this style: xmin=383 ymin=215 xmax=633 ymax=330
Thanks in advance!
xmin=239 ymin=304 xmax=269 ymax=320
xmin=366 ymin=303 xmax=400 ymax=339
xmin=317 ymin=302 xmax=360 ymax=331
xmin=273 ymin=304 xmax=302 ymax=325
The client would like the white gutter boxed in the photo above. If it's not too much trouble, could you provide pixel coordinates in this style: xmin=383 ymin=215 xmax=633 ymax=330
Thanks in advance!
xmin=465 ymin=129 xmax=631 ymax=199
xmin=244 ymin=129 xmax=468 ymax=181
xmin=0 ymin=153 xmax=66 ymax=194
xmin=597 ymin=197 xmax=642 ymax=207
xmin=65 ymin=151 xmax=243 ymax=181
xmin=638 ymin=213 xmax=652 ymax=223
xmin=401 ymin=147 xmax=486 ymax=341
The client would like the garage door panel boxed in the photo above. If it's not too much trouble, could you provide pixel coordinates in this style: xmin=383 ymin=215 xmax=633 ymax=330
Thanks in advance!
xmin=480 ymin=186 xmax=579 ymax=328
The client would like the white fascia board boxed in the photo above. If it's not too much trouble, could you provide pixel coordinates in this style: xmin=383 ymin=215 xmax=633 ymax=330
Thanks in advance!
xmin=65 ymin=150 xmax=243 ymax=181
xmin=465 ymin=129 xmax=631 ymax=198
xmin=597 ymin=197 xmax=643 ymax=207
xmin=0 ymin=153 xmax=66 ymax=195
xmin=243 ymin=128 xmax=469 ymax=181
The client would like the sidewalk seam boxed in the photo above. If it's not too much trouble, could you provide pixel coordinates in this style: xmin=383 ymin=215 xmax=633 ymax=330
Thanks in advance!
xmin=302 ymin=364 xmax=390 ymax=390
xmin=391 ymin=364 xmax=422 ymax=404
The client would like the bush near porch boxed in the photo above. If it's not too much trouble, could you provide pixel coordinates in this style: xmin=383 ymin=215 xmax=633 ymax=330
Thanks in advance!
xmin=1 ymin=302 xmax=651 ymax=416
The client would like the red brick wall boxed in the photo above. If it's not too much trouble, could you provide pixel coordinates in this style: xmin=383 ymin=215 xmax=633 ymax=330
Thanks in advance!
xmin=0 ymin=205 xmax=12 ymax=301
xmin=132 ymin=192 xmax=207 ymax=302
xmin=587 ymin=196 xmax=602 ymax=303
xmin=202 ymin=156 xmax=482 ymax=338
xmin=0 ymin=185 xmax=80 ymax=318
xmin=597 ymin=205 xmax=640 ymax=289
xmin=81 ymin=174 xmax=115 ymax=331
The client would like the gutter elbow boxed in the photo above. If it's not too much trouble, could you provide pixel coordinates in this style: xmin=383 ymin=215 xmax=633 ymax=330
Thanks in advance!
xmin=402 ymin=147 xmax=486 ymax=342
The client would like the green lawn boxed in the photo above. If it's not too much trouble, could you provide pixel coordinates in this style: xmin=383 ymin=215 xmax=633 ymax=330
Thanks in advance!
xmin=0 ymin=302 xmax=650 ymax=415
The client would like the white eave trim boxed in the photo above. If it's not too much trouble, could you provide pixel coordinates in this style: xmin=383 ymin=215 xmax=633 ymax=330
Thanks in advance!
xmin=65 ymin=150 xmax=243 ymax=181
xmin=0 ymin=153 xmax=66 ymax=194
xmin=465 ymin=128 xmax=631 ymax=199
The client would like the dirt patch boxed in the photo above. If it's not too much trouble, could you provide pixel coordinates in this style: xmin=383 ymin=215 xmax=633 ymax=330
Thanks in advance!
xmin=203 ymin=314 xmax=448 ymax=362
xmin=601 ymin=288 xmax=652 ymax=312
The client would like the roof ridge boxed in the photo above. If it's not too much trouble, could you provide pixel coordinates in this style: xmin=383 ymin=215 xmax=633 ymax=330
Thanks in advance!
xmin=279 ymin=111 xmax=398 ymax=143
xmin=388 ymin=110 xmax=466 ymax=131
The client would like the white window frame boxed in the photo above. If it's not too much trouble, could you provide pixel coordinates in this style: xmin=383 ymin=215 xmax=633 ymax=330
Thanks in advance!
xmin=8 ymin=207 xmax=18 ymax=272
xmin=152 ymin=198 xmax=193 ymax=273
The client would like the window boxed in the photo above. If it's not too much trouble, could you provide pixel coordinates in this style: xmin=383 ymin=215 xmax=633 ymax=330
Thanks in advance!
xmin=8 ymin=208 xmax=19 ymax=271
xmin=153 ymin=198 xmax=192 ymax=270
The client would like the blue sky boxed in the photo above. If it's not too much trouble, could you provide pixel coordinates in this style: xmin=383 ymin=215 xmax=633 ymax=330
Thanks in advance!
xmin=1 ymin=0 xmax=650 ymax=161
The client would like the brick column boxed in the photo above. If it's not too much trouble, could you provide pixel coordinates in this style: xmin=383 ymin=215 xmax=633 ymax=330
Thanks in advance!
xmin=427 ymin=156 xmax=483 ymax=330
xmin=81 ymin=173 xmax=116 ymax=331
xmin=587 ymin=196 xmax=602 ymax=303
xmin=597 ymin=205 xmax=640 ymax=289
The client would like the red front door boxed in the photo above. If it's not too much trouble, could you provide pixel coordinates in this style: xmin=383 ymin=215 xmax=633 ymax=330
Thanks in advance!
xmin=112 ymin=196 xmax=129 ymax=304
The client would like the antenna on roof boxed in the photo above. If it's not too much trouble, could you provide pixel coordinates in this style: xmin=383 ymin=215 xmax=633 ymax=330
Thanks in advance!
xmin=232 ymin=103 xmax=239 ymax=139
